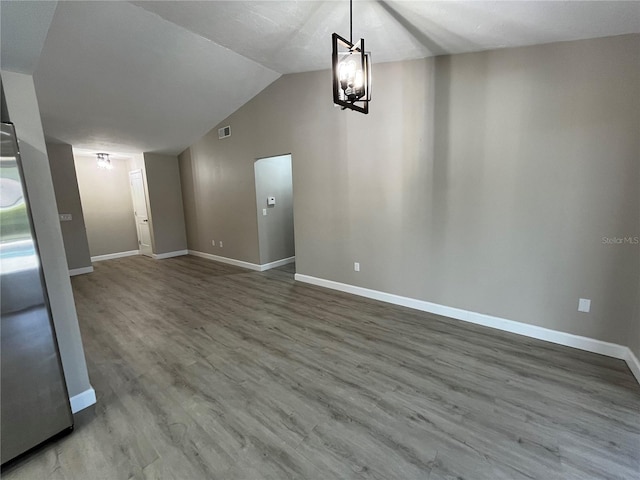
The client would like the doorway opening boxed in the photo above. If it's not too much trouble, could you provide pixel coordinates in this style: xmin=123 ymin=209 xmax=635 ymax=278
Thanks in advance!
xmin=254 ymin=154 xmax=295 ymax=271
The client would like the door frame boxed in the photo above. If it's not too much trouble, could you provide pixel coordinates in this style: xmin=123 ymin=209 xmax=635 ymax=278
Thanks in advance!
xmin=253 ymin=153 xmax=295 ymax=269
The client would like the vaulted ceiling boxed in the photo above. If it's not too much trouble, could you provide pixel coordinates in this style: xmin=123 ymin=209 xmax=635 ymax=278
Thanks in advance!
xmin=1 ymin=1 xmax=639 ymax=155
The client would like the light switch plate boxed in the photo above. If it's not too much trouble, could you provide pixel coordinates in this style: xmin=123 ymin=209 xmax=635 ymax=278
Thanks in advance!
xmin=263 ymin=208 xmax=267 ymax=216
xmin=578 ymin=298 xmax=591 ymax=313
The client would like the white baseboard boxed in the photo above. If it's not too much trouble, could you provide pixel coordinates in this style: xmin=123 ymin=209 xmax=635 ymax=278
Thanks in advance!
xmin=189 ymin=251 xmax=295 ymax=272
xmin=91 ymin=250 xmax=139 ymax=262
xmin=624 ymin=349 xmax=640 ymax=384
xmin=69 ymin=266 xmax=94 ymax=276
xmin=189 ymin=250 xmax=262 ymax=271
xmin=259 ymin=256 xmax=295 ymax=271
xmin=69 ymin=386 xmax=96 ymax=413
xmin=152 ymin=249 xmax=189 ymax=260
xmin=295 ymin=274 xmax=640 ymax=385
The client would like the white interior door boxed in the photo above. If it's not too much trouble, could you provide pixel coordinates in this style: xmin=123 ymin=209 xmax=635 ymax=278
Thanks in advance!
xmin=129 ymin=170 xmax=153 ymax=257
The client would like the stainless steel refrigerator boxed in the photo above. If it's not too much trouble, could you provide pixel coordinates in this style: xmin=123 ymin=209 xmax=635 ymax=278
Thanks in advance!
xmin=1 ymin=121 xmax=74 ymax=464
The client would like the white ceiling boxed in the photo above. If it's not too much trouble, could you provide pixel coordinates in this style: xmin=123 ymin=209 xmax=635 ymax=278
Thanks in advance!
xmin=0 ymin=1 xmax=57 ymax=74
xmin=134 ymin=0 xmax=640 ymax=72
xmin=1 ymin=1 xmax=639 ymax=155
xmin=31 ymin=1 xmax=280 ymax=155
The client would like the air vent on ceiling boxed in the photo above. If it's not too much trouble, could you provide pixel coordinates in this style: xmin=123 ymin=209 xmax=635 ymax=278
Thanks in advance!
xmin=218 ymin=126 xmax=231 ymax=139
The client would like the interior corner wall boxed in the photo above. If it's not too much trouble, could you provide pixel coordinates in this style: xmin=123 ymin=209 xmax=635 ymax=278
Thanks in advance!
xmin=179 ymin=34 xmax=640 ymax=349
xmin=143 ymin=153 xmax=187 ymax=255
xmin=46 ymin=143 xmax=92 ymax=270
xmin=1 ymin=70 xmax=92 ymax=399
xmin=74 ymin=153 xmax=138 ymax=257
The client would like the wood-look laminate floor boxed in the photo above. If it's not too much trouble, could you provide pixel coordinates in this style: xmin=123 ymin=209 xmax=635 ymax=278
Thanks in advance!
xmin=3 ymin=255 xmax=639 ymax=480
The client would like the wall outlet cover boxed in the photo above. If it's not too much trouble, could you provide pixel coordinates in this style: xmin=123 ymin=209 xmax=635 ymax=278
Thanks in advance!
xmin=354 ymin=262 xmax=360 ymax=272
xmin=59 ymin=213 xmax=72 ymax=221
xmin=219 ymin=241 xmax=223 ymax=248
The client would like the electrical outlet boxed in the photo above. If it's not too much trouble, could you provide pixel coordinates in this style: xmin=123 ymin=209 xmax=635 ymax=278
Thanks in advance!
xmin=219 ymin=241 xmax=223 ymax=248
xmin=58 ymin=213 xmax=72 ymax=221
xmin=212 ymin=240 xmax=215 ymax=246
xmin=354 ymin=262 xmax=360 ymax=272
xmin=578 ymin=298 xmax=591 ymax=313
xmin=263 ymin=208 xmax=267 ymax=216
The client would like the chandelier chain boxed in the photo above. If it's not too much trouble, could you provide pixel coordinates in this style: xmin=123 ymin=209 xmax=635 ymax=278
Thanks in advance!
xmin=350 ymin=0 xmax=353 ymax=44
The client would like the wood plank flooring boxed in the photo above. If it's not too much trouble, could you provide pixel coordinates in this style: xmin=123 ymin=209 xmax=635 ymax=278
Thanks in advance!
xmin=2 ymin=255 xmax=639 ymax=479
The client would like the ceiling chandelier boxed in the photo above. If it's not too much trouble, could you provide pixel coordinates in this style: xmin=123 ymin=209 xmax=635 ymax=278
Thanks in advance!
xmin=332 ymin=0 xmax=371 ymax=114
xmin=96 ymin=153 xmax=112 ymax=170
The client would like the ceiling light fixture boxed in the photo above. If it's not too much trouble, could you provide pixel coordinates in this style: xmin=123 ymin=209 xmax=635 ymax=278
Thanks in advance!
xmin=332 ymin=0 xmax=371 ymax=114
xmin=96 ymin=152 xmax=113 ymax=170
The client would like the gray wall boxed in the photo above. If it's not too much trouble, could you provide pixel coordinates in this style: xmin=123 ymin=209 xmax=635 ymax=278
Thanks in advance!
xmin=179 ymin=131 xmax=262 ymax=263
xmin=632 ymin=157 xmax=640 ymax=361
xmin=178 ymin=35 xmax=640 ymax=350
xmin=75 ymin=153 xmax=139 ymax=257
xmin=143 ymin=153 xmax=188 ymax=255
xmin=46 ymin=143 xmax=92 ymax=271
xmin=1 ymin=70 xmax=92 ymax=398
xmin=254 ymin=154 xmax=294 ymax=265
xmin=75 ymin=155 xmax=138 ymax=257
xmin=1 ymin=79 xmax=9 ymax=121
xmin=632 ymin=285 xmax=640 ymax=361
xmin=425 ymin=36 xmax=639 ymax=349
